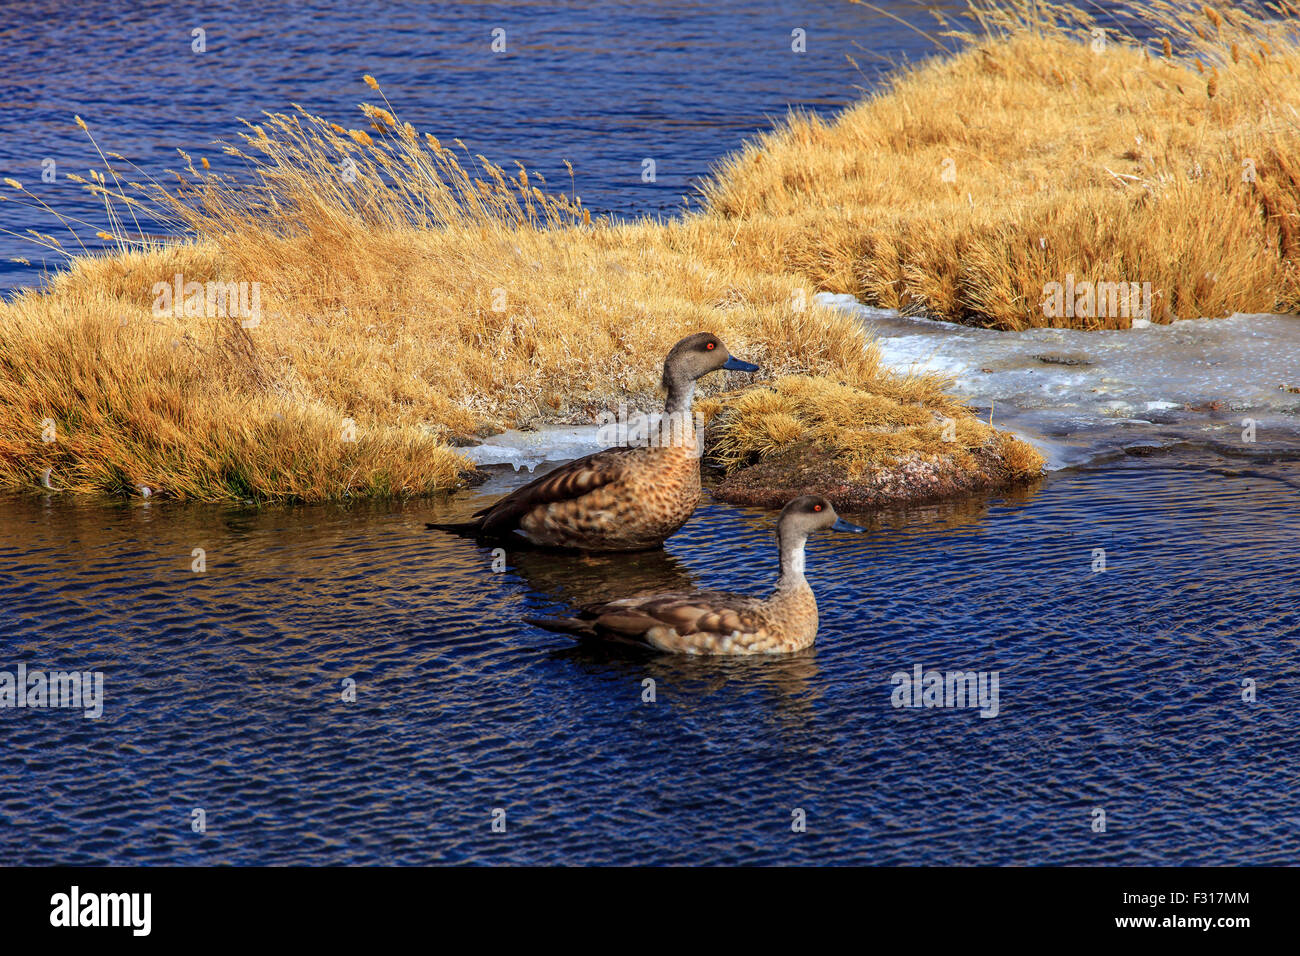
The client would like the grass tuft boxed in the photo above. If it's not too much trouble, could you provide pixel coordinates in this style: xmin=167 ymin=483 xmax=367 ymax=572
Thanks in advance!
xmin=704 ymin=375 xmax=1043 ymax=481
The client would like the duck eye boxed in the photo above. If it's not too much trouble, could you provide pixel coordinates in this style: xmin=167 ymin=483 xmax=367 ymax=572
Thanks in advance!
xmin=813 ymin=504 xmax=822 ymax=512
xmin=705 ymin=342 xmax=715 ymax=350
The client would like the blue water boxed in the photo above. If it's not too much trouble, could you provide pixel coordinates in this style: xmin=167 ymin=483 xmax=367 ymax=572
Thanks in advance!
xmin=0 ymin=0 xmax=960 ymax=292
xmin=1 ymin=455 xmax=1297 ymax=865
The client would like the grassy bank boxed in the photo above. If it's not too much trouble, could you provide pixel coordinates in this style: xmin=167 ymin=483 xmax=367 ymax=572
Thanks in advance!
xmin=1 ymin=69 xmax=1029 ymax=502
xmin=706 ymin=0 xmax=1300 ymax=329
xmin=12 ymin=1 xmax=1290 ymax=500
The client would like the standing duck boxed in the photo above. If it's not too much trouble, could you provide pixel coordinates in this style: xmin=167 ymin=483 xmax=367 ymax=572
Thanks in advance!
xmin=428 ymin=332 xmax=758 ymax=551
xmin=524 ymin=495 xmax=866 ymax=653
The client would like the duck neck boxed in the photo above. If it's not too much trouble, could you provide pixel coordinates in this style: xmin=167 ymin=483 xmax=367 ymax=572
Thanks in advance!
xmin=661 ymin=379 xmax=699 ymax=454
xmin=776 ymin=527 xmax=809 ymax=590
xmin=663 ymin=378 xmax=695 ymax=417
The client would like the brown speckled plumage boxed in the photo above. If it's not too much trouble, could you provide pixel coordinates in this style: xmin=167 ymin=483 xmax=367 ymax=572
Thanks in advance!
xmin=515 ymin=442 xmax=702 ymax=550
xmin=526 ymin=495 xmax=865 ymax=654
xmin=429 ymin=332 xmax=757 ymax=552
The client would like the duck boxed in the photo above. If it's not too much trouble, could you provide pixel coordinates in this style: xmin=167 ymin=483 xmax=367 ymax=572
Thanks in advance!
xmin=524 ymin=495 xmax=866 ymax=654
xmin=428 ymin=332 xmax=758 ymax=551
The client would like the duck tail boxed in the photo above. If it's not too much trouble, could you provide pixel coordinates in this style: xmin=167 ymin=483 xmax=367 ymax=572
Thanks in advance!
xmin=523 ymin=616 xmax=599 ymax=640
xmin=425 ymin=519 xmax=486 ymax=537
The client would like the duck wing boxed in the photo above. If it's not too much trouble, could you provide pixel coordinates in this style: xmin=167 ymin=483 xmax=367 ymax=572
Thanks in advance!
xmin=447 ymin=445 xmax=639 ymax=537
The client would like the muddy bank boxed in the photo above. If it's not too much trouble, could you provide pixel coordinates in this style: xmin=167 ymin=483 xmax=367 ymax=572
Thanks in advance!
xmin=703 ymin=435 xmax=1038 ymax=510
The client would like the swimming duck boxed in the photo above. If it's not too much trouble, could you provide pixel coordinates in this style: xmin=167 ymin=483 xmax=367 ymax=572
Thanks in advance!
xmin=428 ymin=332 xmax=758 ymax=551
xmin=524 ymin=495 xmax=866 ymax=654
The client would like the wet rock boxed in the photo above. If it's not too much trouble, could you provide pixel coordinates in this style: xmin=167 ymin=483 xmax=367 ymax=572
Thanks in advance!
xmin=1033 ymin=352 xmax=1093 ymax=366
xmin=1123 ymin=443 xmax=1162 ymax=457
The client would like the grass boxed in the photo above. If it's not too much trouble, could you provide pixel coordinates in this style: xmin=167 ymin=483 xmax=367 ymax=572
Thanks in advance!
xmin=4 ymin=214 xmax=978 ymax=498
xmin=698 ymin=375 xmax=1041 ymax=482
xmin=9 ymin=0 xmax=1291 ymax=499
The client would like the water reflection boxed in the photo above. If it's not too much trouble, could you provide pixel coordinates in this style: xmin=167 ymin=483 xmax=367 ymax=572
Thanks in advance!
xmin=724 ymin=474 xmax=1047 ymax=541
xmin=507 ymin=545 xmax=699 ymax=606
xmin=551 ymin=642 xmax=823 ymax=726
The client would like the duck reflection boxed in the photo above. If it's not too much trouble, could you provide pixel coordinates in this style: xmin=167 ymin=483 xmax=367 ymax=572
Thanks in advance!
xmin=547 ymin=642 xmax=823 ymax=727
xmin=505 ymin=544 xmax=700 ymax=608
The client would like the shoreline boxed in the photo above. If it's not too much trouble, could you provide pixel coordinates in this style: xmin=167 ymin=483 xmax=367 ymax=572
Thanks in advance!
xmin=4 ymin=2 xmax=1297 ymax=504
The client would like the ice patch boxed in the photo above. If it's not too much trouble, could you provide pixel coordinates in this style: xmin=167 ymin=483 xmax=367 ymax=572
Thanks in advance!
xmin=463 ymin=412 xmax=693 ymax=472
xmin=461 ymin=425 xmax=606 ymax=471
xmin=818 ymin=292 xmax=1300 ymax=468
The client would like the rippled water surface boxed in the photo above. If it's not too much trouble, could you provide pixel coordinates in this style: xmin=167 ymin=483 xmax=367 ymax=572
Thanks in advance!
xmin=0 ymin=0 xmax=959 ymax=292
xmin=2 ymin=454 xmax=1297 ymax=865
xmin=0 ymin=0 xmax=1160 ymax=293
xmin=2 ymin=0 xmax=1296 ymax=867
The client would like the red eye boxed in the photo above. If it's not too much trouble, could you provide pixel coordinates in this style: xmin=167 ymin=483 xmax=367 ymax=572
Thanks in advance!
xmin=814 ymin=504 xmax=822 ymax=511
xmin=706 ymin=342 xmax=715 ymax=350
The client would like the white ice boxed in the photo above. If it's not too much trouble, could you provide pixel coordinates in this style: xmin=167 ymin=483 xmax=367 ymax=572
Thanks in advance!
xmin=818 ymin=292 xmax=1300 ymax=469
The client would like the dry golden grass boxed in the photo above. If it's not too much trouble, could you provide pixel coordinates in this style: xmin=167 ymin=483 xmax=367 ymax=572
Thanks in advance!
xmin=1 ymin=199 xmax=957 ymax=500
xmin=20 ymin=1 xmax=1280 ymax=497
xmin=0 ymin=93 xmax=971 ymax=500
xmin=0 ymin=274 xmax=467 ymax=498
xmin=703 ymin=0 xmax=1300 ymax=329
xmin=699 ymin=375 xmax=1043 ymax=481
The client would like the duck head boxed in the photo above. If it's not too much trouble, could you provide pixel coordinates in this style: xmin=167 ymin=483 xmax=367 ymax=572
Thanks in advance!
xmin=780 ymin=494 xmax=867 ymax=535
xmin=662 ymin=332 xmax=759 ymax=413
xmin=777 ymin=495 xmax=866 ymax=581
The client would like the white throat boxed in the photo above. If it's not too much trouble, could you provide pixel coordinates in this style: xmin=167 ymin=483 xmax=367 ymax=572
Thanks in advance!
xmin=667 ymin=380 xmax=694 ymax=413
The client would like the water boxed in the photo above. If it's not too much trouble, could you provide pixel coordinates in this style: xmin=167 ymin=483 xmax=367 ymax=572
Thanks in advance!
xmin=2 ymin=0 xmax=1298 ymax=866
xmin=1 ymin=455 xmax=1297 ymax=865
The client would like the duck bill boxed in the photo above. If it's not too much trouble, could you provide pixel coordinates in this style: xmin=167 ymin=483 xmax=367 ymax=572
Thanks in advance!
xmin=722 ymin=356 xmax=760 ymax=372
xmin=831 ymin=517 xmax=866 ymax=533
